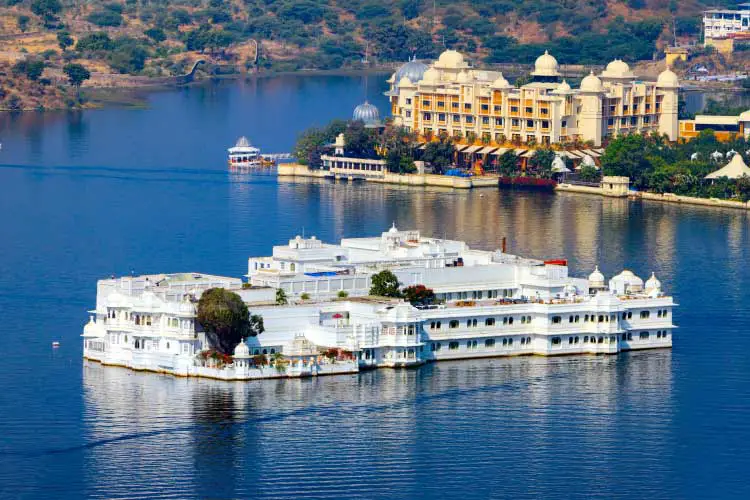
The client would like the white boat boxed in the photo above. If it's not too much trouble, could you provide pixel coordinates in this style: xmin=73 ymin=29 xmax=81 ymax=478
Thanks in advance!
xmin=227 ymin=137 xmax=273 ymax=169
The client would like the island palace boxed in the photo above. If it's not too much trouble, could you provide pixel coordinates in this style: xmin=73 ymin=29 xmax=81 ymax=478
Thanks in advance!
xmin=83 ymin=227 xmax=676 ymax=380
xmin=385 ymin=50 xmax=680 ymax=147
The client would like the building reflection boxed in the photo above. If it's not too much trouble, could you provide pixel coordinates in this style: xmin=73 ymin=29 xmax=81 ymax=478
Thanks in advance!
xmin=82 ymin=348 xmax=672 ymax=497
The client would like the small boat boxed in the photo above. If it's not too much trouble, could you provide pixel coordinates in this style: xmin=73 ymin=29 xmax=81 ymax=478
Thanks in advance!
xmin=52 ymin=341 xmax=60 ymax=348
xmin=228 ymin=136 xmax=274 ymax=170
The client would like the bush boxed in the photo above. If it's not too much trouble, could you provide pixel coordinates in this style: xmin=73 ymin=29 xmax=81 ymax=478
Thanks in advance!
xmin=76 ymin=32 xmax=113 ymax=52
xmin=87 ymin=10 xmax=123 ymax=27
xmin=144 ymin=27 xmax=166 ymax=43
xmin=13 ymin=59 xmax=45 ymax=81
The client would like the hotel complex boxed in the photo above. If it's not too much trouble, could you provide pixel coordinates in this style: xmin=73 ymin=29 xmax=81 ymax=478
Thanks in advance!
xmin=703 ymin=2 xmax=750 ymax=53
xmin=385 ymin=50 xmax=680 ymax=147
xmin=83 ymin=226 xmax=676 ymax=380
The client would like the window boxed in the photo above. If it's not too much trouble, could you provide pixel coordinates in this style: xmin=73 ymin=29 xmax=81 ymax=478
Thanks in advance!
xmin=569 ymin=315 xmax=574 ymax=323
xmin=508 ymin=338 xmax=513 ymax=346
xmin=526 ymin=119 xmax=534 ymax=128
xmin=485 ymin=318 xmax=495 ymax=326
xmin=437 ymin=101 xmax=445 ymax=108
xmin=640 ymin=311 xmax=650 ymax=319
xmin=569 ymin=336 xmax=574 ymax=344
xmin=552 ymin=316 xmax=562 ymax=324
xmin=584 ymin=336 xmax=589 ymax=343
xmin=511 ymin=106 xmax=519 ymax=113
xmin=466 ymin=116 xmax=473 ymax=124
xmin=503 ymin=317 xmax=508 ymax=325
xmin=562 ymin=119 xmax=567 ymax=128
xmin=597 ymin=336 xmax=604 ymax=344
xmin=551 ymin=337 xmax=561 ymax=345
xmin=584 ymin=315 xmax=589 ymax=322
xmin=438 ymin=113 xmax=446 ymax=122
xmin=449 ymin=320 xmax=459 ymax=329
xmin=424 ymin=112 xmax=431 ymax=120
xmin=508 ymin=317 xmax=514 ymax=325
xmin=525 ymin=107 xmax=533 ymax=114
xmin=485 ymin=339 xmax=495 ymax=348
xmin=422 ymin=100 xmax=430 ymax=107
xmin=541 ymin=120 xmax=549 ymax=129
xmin=464 ymin=103 xmax=471 ymax=111
xmin=405 ymin=98 xmax=412 ymax=105
xmin=453 ymin=114 xmax=460 ymax=122
xmin=495 ymin=118 xmax=503 ymax=126
xmin=481 ymin=104 xmax=489 ymax=112
xmin=598 ymin=315 xmax=605 ymax=323
xmin=449 ymin=341 xmax=459 ymax=350
xmin=640 ymin=331 xmax=650 ymax=340
xmin=467 ymin=340 xmax=478 ymax=349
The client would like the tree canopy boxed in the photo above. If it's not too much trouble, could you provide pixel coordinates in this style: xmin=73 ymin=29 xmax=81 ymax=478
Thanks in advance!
xmin=197 ymin=288 xmax=264 ymax=354
xmin=63 ymin=63 xmax=90 ymax=87
xmin=402 ymin=285 xmax=436 ymax=306
xmin=369 ymin=270 xmax=401 ymax=298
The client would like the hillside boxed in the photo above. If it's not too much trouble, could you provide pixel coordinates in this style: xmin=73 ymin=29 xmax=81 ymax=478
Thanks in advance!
xmin=0 ymin=0 xmax=738 ymax=110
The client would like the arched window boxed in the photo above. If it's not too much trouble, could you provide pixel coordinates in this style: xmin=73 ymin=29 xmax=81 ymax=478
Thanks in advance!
xmin=640 ymin=310 xmax=650 ymax=319
xmin=552 ymin=316 xmax=562 ymax=324
xmin=485 ymin=318 xmax=495 ymax=326
xmin=290 ymin=263 xmax=296 ymax=272
xmin=551 ymin=337 xmax=561 ymax=345
xmin=262 ymin=349 xmax=268 ymax=354
xmin=270 ymin=348 xmax=276 ymax=354
xmin=449 ymin=320 xmax=459 ymax=329
xmin=485 ymin=339 xmax=495 ymax=348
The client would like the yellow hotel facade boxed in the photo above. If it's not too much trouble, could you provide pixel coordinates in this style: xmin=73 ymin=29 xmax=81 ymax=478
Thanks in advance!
xmin=385 ymin=50 xmax=680 ymax=148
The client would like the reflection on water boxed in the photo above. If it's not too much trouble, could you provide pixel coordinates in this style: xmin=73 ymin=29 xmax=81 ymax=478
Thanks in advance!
xmin=82 ymin=351 xmax=674 ymax=499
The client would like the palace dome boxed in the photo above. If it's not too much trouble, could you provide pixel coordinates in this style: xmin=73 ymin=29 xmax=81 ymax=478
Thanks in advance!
xmin=552 ymin=79 xmax=571 ymax=94
xmin=588 ymin=265 xmax=605 ymax=288
xmin=657 ymin=68 xmax=679 ymax=87
xmin=739 ymin=109 xmax=750 ymax=122
xmin=394 ymin=59 xmax=428 ymax=83
xmin=580 ymin=71 xmax=603 ymax=92
xmin=610 ymin=269 xmax=644 ymax=294
xmin=602 ymin=59 xmax=634 ymax=79
xmin=645 ymin=272 xmax=662 ymax=293
xmin=491 ymin=73 xmax=511 ymax=89
xmin=435 ymin=49 xmax=467 ymax=69
xmin=532 ymin=50 xmax=560 ymax=77
xmin=83 ymin=316 xmax=105 ymax=338
xmin=233 ymin=339 xmax=251 ymax=358
xmin=353 ymin=101 xmax=380 ymax=126
xmin=421 ymin=66 xmax=440 ymax=84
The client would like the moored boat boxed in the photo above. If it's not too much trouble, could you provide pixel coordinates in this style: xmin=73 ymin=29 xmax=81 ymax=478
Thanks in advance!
xmin=228 ymin=136 xmax=274 ymax=169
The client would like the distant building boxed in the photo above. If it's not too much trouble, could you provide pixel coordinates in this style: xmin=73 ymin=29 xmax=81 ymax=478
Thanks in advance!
xmin=385 ymin=50 xmax=679 ymax=147
xmin=703 ymin=2 xmax=750 ymax=54
xmin=665 ymin=47 xmax=689 ymax=68
xmin=679 ymin=110 xmax=750 ymax=142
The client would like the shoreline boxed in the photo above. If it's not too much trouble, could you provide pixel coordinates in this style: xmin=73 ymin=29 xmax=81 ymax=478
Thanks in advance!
xmin=278 ymin=164 xmax=750 ymax=212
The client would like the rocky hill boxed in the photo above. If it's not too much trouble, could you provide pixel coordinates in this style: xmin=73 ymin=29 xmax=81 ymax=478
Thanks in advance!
xmin=0 ymin=0 xmax=739 ymax=110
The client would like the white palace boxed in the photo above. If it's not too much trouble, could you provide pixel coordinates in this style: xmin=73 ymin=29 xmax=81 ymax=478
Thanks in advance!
xmin=385 ymin=50 xmax=680 ymax=147
xmin=83 ymin=227 xmax=676 ymax=380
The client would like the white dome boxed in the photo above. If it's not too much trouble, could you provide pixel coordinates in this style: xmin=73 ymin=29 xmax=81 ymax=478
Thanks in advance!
xmin=601 ymin=59 xmax=634 ymax=79
xmin=233 ymin=339 xmax=250 ymax=358
xmin=588 ymin=265 xmax=605 ymax=288
xmin=645 ymin=272 xmax=662 ymax=293
xmin=657 ymin=68 xmax=679 ymax=87
xmin=564 ymin=284 xmax=578 ymax=296
xmin=387 ymin=72 xmax=396 ymax=83
xmin=552 ymin=79 xmax=571 ymax=94
xmin=83 ymin=316 xmax=106 ymax=338
xmin=456 ymin=70 xmax=470 ymax=83
xmin=394 ymin=59 xmax=428 ymax=83
xmin=435 ymin=49 xmax=466 ymax=69
xmin=610 ymin=269 xmax=644 ymax=294
xmin=388 ymin=222 xmax=399 ymax=234
xmin=738 ymin=109 xmax=750 ymax=122
xmin=532 ymin=50 xmax=560 ymax=77
xmin=491 ymin=73 xmax=511 ymax=89
xmin=580 ymin=71 xmax=603 ymax=92
xmin=421 ymin=67 xmax=439 ymax=84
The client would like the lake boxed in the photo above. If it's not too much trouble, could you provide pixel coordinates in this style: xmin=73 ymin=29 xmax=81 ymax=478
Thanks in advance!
xmin=0 ymin=74 xmax=749 ymax=498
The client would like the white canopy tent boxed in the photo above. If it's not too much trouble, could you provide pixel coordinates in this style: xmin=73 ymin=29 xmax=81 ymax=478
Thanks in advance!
xmin=705 ymin=154 xmax=750 ymax=180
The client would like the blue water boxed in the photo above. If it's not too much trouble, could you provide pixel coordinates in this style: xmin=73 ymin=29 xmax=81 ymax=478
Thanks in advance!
xmin=0 ymin=75 xmax=749 ymax=498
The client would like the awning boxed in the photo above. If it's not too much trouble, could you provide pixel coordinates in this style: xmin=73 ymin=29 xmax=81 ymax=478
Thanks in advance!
xmin=566 ymin=150 xmax=585 ymax=159
xmin=490 ymin=148 xmax=509 ymax=156
xmin=583 ymin=149 xmax=601 ymax=157
xmin=514 ymin=148 xmax=527 ymax=156
xmin=521 ymin=150 xmax=536 ymax=158
xmin=462 ymin=145 xmax=483 ymax=154
xmin=477 ymin=146 xmax=497 ymax=155
xmin=454 ymin=144 xmax=469 ymax=152
xmin=417 ymin=143 xmax=428 ymax=150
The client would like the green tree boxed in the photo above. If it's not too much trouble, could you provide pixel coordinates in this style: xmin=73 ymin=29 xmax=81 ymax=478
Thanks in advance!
xmin=13 ymin=59 xmax=45 ymax=81
xmin=144 ymin=27 xmax=166 ymax=43
xmin=369 ymin=270 xmax=401 ymax=297
xmin=57 ymin=30 xmax=73 ymax=51
xmin=17 ymin=15 xmax=30 ymax=33
xmin=344 ymin=120 xmax=377 ymax=158
xmin=337 ymin=290 xmax=349 ymax=298
xmin=30 ymin=0 xmax=61 ymax=18
xmin=497 ymin=150 xmax=519 ymax=176
xmin=600 ymin=134 xmax=653 ymax=189
xmin=528 ymin=148 xmax=555 ymax=178
xmin=578 ymin=165 xmax=600 ymax=183
xmin=63 ymin=63 xmax=91 ymax=88
xmin=422 ymin=137 xmax=455 ymax=174
xmin=275 ymin=288 xmax=288 ymax=305
xmin=197 ymin=288 xmax=264 ymax=354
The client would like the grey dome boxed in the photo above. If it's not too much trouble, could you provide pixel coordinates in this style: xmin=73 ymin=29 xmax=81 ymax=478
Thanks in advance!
xmin=394 ymin=59 xmax=428 ymax=83
xmin=353 ymin=101 xmax=380 ymax=127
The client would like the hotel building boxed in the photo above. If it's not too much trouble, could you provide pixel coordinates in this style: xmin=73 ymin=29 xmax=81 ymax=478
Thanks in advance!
xmin=83 ymin=227 xmax=676 ymax=380
xmin=703 ymin=3 xmax=750 ymax=53
xmin=385 ymin=50 xmax=680 ymax=147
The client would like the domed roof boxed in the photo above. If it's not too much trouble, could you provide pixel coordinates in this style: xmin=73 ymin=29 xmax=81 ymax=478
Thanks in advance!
xmin=435 ymin=49 xmax=467 ymax=69
xmin=739 ymin=109 xmax=750 ymax=122
xmin=491 ymin=73 xmax=511 ymax=89
xmin=83 ymin=316 xmax=106 ymax=338
xmin=532 ymin=50 xmax=560 ymax=77
xmin=394 ymin=59 xmax=428 ymax=83
xmin=601 ymin=59 xmax=634 ymax=79
xmin=420 ymin=66 xmax=440 ymax=84
xmin=580 ymin=71 xmax=603 ymax=92
xmin=552 ymin=79 xmax=571 ymax=94
xmin=610 ymin=269 xmax=644 ymax=293
xmin=588 ymin=265 xmax=605 ymax=287
xmin=456 ymin=70 xmax=470 ymax=83
xmin=388 ymin=222 xmax=399 ymax=234
xmin=645 ymin=272 xmax=661 ymax=292
xmin=657 ymin=68 xmax=679 ymax=87
xmin=233 ymin=339 xmax=251 ymax=358
xmin=387 ymin=72 xmax=396 ymax=84
xmin=353 ymin=101 xmax=380 ymax=126
xmin=398 ymin=76 xmax=415 ymax=88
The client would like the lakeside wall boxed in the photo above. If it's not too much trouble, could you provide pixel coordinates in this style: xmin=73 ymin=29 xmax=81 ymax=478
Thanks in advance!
xmin=277 ymin=164 xmax=750 ymax=212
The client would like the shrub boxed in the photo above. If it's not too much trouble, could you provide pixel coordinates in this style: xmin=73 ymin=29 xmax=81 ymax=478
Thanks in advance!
xmin=87 ymin=10 xmax=123 ymax=27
